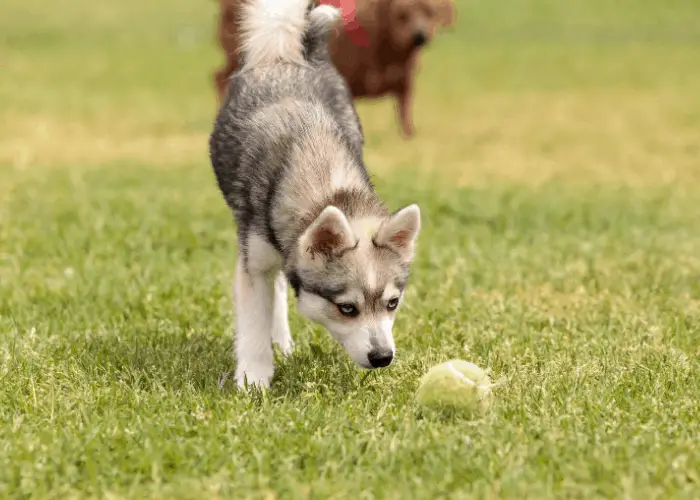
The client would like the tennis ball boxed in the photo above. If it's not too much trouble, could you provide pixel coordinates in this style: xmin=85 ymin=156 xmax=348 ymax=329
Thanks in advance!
xmin=415 ymin=360 xmax=494 ymax=415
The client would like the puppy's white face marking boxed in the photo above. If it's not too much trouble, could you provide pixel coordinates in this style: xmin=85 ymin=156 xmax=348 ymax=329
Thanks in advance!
xmin=382 ymin=282 xmax=401 ymax=302
xmin=365 ymin=262 xmax=378 ymax=291
xmin=292 ymin=206 xmax=420 ymax=369
xmin=296 ymin=281 xmax=399 ymax=368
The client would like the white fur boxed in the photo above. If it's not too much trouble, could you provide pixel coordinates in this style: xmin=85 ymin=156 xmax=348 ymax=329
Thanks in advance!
xmin=309 ymin=5 xmax=342 ymax=26
xmin=240 ymin=0 xmax=341 ymax=71
xmin=297 ymin=292 xmax=373 ymax=368
xmin=365 ymin=263 xmax=378 ymax=291
xmin=330 ymin=164 xmax=367 ymax=192
xmin=349 ymin=216 xmax=383 ymax=240
xmin=271 ymin=272 xmax=293 ymax=355
xmin=233 ymin=234 xmax=285 ymax=389
xmin=240 ymin=0 xmax=310 ymax=70
xmin=233 ymin=257 xmax=275 ymax=389
xmin=346 ymin=216 xmax=384 ymax=291
xmin=296 ymin=282 xmax=397 ymax=369
xmin=379 ymin=316 xmax=396 ymax=353
xmin=382 ymin=283 xmax=401 ymax=303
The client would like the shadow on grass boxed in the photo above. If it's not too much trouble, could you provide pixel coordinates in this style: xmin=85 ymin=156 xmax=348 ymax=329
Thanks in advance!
xmin=76 ymin=324 xmax=373 ymax=399
xmin=76 ymin=326 xmax=235 ymax=393
xmin=269 ymin=343 xmax=374 ymax=399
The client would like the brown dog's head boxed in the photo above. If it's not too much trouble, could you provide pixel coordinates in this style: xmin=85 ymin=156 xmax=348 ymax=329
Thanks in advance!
xmin=382 ymin=0 xmax=455 ymax=50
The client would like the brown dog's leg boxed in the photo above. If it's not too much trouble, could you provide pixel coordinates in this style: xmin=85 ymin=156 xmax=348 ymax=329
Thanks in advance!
xmin=393 ymin=83 xmax=416 ymax=139
xmin=396 ymin=88 xmax=415 ymax=138
xmin=395 ymin=56 xmax=419 ymax=138
xmin=215 ymin=0 xmax=241 ymax=104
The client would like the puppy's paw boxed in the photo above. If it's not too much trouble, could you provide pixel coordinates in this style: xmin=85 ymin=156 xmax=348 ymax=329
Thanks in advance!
xmin=273 ymin=338 xmax=294 ymax=357
xmin=272 ymin=326 xmax=294 ymax=356
xmin=235 ymin=364 xmax=273 ymax=390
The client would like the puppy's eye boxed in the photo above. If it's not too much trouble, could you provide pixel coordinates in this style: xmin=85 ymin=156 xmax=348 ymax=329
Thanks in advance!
xmin=397 ymin=12 xmax=408 ymax=23
xmin=387 ymin=298 xmax=400 ymax=311
xmin=337 ymin=303 xmax=360 ymax=317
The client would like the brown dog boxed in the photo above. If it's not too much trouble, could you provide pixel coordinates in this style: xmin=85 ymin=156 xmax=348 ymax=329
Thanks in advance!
xmin=214 ymin=0 xmax=455 ymax=138
xmin=214 ymin=0 xmax=243 ymax=101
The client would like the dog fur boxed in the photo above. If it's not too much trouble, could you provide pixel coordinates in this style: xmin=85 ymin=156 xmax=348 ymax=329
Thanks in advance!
xmin=214 ymin=0 xmax=455 ymax=138
xmin=209 ymin=0 xmax=422 ymax=389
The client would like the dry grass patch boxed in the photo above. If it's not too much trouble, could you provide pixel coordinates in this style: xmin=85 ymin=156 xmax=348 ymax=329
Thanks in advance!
xmin=0 ymin=114 xmax=208 ymax=170
xmin=4 ymin=87 xmax=699 ymax=190
xmin=361 ymin=89 xmax=700 ymax=186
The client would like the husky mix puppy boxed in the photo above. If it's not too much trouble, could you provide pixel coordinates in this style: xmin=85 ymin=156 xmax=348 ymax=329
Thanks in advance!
xmin=209 ymin=0 xmax=422 ymax=389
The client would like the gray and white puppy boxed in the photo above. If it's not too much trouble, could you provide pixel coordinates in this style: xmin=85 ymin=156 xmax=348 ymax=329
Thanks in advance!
xmin=209 ymin=0 xmax=422 ymax=389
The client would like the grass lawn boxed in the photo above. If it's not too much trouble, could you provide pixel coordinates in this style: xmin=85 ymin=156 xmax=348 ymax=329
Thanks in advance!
xmin=2 ymin=0 xmax=700 ymax=497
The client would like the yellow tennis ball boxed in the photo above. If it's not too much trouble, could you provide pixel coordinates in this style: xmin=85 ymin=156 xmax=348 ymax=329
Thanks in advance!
xmin=415 ymin=360 xmax=494 ymax=415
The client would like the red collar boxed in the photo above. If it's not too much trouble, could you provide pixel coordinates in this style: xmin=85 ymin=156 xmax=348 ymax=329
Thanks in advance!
xmin=319 ymin=0 xmax=370 ymax=47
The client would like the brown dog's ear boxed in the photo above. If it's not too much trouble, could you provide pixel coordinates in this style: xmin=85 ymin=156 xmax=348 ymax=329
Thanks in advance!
xmin=434 ymin=0 xmax=456 ymax=27
xmin=367 ymin=0 xmax=393 ymax=48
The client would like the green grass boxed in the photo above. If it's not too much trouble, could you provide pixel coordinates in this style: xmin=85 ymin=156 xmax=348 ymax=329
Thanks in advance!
xmin=2 ymin=0 xmax=700 ymax=498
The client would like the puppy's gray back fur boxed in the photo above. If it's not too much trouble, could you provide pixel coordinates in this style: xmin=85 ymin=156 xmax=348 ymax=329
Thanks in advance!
xmin=209 ymin=7 xmax=384 ymax=266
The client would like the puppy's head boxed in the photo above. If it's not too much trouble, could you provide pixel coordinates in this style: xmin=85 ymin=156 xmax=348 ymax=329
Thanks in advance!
xmin=385 ymin=0 xmax=455 ymax=50
xmin=290 ymin=204 xmax=421 ymax=369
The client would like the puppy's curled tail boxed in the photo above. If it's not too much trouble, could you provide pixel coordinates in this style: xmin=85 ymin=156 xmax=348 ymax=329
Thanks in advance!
xmin=240 ymin=0 xmax=341 ymax=70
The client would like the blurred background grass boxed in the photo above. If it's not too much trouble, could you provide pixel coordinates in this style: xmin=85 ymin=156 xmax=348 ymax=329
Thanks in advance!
xmin=1 ymin=0 xmax=699 ymax=184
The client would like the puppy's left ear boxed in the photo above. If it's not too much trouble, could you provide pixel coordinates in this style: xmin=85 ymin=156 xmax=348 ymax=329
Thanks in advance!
xmin=374 ymin=204 xmax=421 ymax=261
xmin=434 ymin=0 xmax=456 ymax=27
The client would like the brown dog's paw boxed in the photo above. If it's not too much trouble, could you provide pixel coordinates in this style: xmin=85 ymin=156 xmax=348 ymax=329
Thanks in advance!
xmin=400 ymin=123 xmax=416 ymax=139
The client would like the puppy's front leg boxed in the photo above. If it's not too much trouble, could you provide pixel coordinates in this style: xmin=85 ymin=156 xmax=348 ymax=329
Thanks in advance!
xmin=271 ymin=272 xmax=293 ymax=356
xmin=233 ymin=256 xmax=275 ymax=389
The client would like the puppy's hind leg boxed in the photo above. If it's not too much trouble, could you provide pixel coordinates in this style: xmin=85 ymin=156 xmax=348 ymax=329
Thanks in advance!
xmin=271 ymin=272 xmax=293 ymax=356
xmin=233 ymin=256 xmax=275 ymax=389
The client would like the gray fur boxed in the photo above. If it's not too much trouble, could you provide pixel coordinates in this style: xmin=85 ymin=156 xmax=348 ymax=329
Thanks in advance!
xmin=209 ymin=9 xmax=371 ymax=269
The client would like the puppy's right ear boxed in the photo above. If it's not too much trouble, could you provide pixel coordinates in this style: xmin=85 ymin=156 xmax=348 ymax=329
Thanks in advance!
xmin=373 ymin=204 xmax=421 ymax=261
xmin=299 ymin=206 xmax=356 ymax=263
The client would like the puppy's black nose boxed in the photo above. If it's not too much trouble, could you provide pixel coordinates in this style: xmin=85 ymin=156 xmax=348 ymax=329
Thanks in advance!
xmin=413 ymin=32 xmax=427 ymax=47
xmin=368 ymin=350 xmax=394 ymax=368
